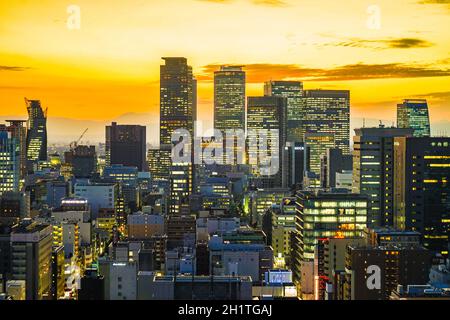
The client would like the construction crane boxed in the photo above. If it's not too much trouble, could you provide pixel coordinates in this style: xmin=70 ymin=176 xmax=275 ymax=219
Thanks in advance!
xmin=70 ymin=128 xmax=88 ymax=151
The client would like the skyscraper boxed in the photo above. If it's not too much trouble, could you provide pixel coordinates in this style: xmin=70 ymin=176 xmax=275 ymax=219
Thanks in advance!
xmin=302 ymin=90 xmax=350 ymax=155
xmin=160 ymin=57 xmax=196 ymax=215
xmin=214 ymin=66 xmax=246 ymax=132
xmin=105 ymin=122 xmax=146 ymax=171
xmin=160 ymin=57 xmax=195 ymax=145
xmin=352 ymin=126 xmax=414 ymax=228
xmin=397 ymin=99 xmax=431 ymax=137
xmin=5 ymin=120 xmax=27 ymax=179
xmin=305 ymin=132 xmax=335 ymax=179
xmin=247 ymin=96 xmax=287 ymax=188
xmin=0 ymin=129 xmax=20 ymax=196
xmin=394 ymin=137 xmax=450 ymax=256
xmin=264 ymin=81 xmax=303 ymax=143
xmin=25 ymin=99 xmax=47 ymax=171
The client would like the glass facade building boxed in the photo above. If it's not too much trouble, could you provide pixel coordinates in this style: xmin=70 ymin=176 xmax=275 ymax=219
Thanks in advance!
xmin=247 ymin=96 xmax=287 ymax=188
xmin=0 ymin=130 xmax=20 ymax=196
xmin=305 ymin=132 xmax=335 ymax=177
xmin=160 ymin=57 xmax=196 ymax=215
xmin=302 ymin=90 xmax=350 ymax=155
xmin=397 ymin=99 xmax=431 ymax=137
xmin=25 ymin=99 xmax=47 ymax=172
xmin=293 ymin=191 xmax=368 ymax=262
xmin=214 ymin=66 xmax=245 ymax=132
xmin=264 ymin=81 xmax=303 ymax=143
xmin=160 ymin=57 xmax=195 ymax=145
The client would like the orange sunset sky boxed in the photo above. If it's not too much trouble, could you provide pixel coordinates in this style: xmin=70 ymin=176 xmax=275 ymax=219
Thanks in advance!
xmin=0 ymin=0 xmax=449 ymax=144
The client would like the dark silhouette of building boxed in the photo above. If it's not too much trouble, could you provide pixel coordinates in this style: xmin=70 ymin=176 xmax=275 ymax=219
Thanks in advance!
xmin=342 ymin=244 xmax=431 ymax=300
xmin=284 ymin=142 xmax=306 ymax=188
xmin=0 ymin=225 xmax=13 ymax=289
xmin=394 ymin=137 xmax=450 ymax=256
xmin=320 ymin=148 xmax=352 ymax=188
xmin=353 ymin=126 xmax=414 ymax=228
xmin=64 ymin=145 xmax=97 ymax=178
xmin=196 ymin=241 xmax=210 ymax=276
xmin=78 ymin=268 xmax=105 ymax=300
xmin=105 ymin=122 xmax=146 ymax=171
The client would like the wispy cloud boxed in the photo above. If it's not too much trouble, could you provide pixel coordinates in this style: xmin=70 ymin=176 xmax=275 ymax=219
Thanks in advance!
xmin=418 ymin=0 xmax=450 ymax=4
xmin=198 ymin=62 xmax=450 ymax=82
xmin=0 ymin=65 xmax=30 ymax=72
xmin=324 ymin=37 xmax=434 ymax=50
xmin=251 ymin=0 xmax=288 ymax=7
xmin=412 ymin=91 xmax=450 ymax=100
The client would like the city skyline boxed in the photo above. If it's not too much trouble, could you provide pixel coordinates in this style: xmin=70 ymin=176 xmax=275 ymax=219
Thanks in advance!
xmin=1 ymin=0 xmax=450 ymax=143
xmin=1 ymin=1 xmax=450 ymax=304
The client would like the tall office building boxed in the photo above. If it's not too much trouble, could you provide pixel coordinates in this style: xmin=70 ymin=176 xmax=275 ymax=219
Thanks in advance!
xmin=264 ymin=81 xmax=303 ymax=143
xmin=160 ymin=58 xmax=196 ymax=214
xmin=160 ymin=57 xmax=195 ymax=145
xmin=352 ymin=126 xmax=414 ymax=228
xmin=105 ymin=122 xmax=146 ymax=171
xmin=394 ymin=137 xmax=450 ymax=256
xmin=305 ymin=133 xmax=335 ymax=178
xmin=293 ymin=191 xmax=368 ymax=262
xmin=0 ymin=129 xmax=20 ymax=196
xmin=5 ymin=120 xmax=27 ymax=179
xmin=214 ymin=66 xmax=246 ymax=132
xmin=247 ymin=96 xmax=287 ymax=188
xmin=302 ymin=90 xmax=350 ymax=155
xmin=397 ymin=99 xmax=431 ymax=137
xmin=147 ymin=147 xmax=171 ymax=189
xmin=292 ymin=191 xmax=368 ymax=297
xmin=25 ymin=99 xmax=47 ymax=171
xmin=10 ymin=221 xmax=52 ymax=300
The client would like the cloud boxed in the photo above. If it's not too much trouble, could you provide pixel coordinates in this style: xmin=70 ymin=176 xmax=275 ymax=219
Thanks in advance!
xmin=251 ymin=0 xmax=288 ymax=6
xmin=197 ymin=62 xmax=450 ymax=82
xmin=418 ymin=0 xmax=450 ymax=4
xmin=0 ymin=65 xmax=30 ymax=72
xmin=417 ymin=0 xmax=450 ymax=10
xmin=326 ymin=37 xmax=434 ymax=50
xmin=411 ymin=91 xmax=450 ymax=101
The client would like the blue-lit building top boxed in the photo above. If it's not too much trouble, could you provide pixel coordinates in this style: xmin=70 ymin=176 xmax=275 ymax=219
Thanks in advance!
xmin=397 ymin=99 xmax=431 ymax=137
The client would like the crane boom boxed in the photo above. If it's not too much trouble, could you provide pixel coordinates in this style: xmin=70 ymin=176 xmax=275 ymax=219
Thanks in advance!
xmin=70 ymin=128 xmax=89 ymax=150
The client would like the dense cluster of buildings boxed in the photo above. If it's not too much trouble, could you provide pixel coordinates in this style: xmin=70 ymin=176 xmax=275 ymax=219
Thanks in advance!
xmin=0 ymin=57 xmax=449 ymax=301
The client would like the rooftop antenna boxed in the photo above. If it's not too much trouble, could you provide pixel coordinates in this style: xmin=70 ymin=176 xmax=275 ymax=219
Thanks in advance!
xmin=363 ymin=118 xmax=366 ymax=128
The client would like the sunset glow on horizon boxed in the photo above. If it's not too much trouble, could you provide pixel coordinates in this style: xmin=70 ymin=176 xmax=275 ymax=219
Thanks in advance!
xmin=1 ymin=0 xmax=449 ymax=143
